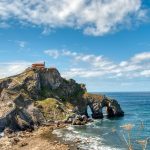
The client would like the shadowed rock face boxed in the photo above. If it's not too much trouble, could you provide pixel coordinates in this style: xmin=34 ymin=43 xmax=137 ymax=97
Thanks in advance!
xmin=83 ymin=93 xmax=124 ymax=119
xmin=0 ymin=67 xmax=124 ymax=131
xmin=0 ymin=67 xmax=86 ymax=101
xmin=0 ymin=94 xmax=46 ymax=131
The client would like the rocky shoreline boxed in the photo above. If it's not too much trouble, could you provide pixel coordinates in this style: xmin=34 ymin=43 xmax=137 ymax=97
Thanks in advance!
xmin=0 ymin=66 xmax=124 ymax=150
xmin=0 ymin=122 xmax=80 ymax=150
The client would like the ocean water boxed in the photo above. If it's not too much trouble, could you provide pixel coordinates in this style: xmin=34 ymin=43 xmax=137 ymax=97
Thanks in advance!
xmin=53 ymin=92 xmax=150 ymax=150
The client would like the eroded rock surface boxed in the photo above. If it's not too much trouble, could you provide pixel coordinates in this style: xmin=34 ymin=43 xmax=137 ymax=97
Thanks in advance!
xmin=83 ymin=93 xmax=124 ymax=119
xmin=0 ymin=67 xmax=124 ymax=131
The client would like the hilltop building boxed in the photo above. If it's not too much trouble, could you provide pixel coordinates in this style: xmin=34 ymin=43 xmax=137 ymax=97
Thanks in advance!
xmin=32 ymin=61 xmax=45 ymax=69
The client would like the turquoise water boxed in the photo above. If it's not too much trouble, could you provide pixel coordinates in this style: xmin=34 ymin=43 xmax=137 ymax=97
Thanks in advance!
xmin=53 ymin=92 xmax=150 ymax=150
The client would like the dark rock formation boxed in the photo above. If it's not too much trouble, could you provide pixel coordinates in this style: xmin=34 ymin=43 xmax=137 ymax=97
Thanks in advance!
xmin=84 ymin=93 xmax=124 ymax=119
xmin=0 ymin=67 xmax=124 ymax=131
xmin=0 ymin=93 xmax=46 ymax=132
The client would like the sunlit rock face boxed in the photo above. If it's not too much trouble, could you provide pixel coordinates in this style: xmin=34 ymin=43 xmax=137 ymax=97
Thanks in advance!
xmin=0 ymin=67 xmax=124 ymax=131
xmin=0 ymin=67 xmax=86 ymax=130
xmin=0 ymin=67 xmax=86 ymax=100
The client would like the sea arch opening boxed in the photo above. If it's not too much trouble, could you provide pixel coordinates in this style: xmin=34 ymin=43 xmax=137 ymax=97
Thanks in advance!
xmin=87 ymin=105 xmax=93 ymax=118
xmin=86 ymin=101 xmax=115 ymax=119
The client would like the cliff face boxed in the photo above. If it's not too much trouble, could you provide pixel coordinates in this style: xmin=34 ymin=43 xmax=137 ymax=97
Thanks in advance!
xmin=0 ymin=68 xmax=85 ymax=100
xmin=0 ymin=67 xmax=124 ymax=131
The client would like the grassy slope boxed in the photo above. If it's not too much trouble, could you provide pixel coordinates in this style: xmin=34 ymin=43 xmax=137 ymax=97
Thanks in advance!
xmin=36 ymin=98 xmax=74 ymax=121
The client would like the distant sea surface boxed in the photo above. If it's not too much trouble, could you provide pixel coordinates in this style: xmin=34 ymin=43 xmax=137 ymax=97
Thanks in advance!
xmin=53 ymin=92 xmax=150 ymax=150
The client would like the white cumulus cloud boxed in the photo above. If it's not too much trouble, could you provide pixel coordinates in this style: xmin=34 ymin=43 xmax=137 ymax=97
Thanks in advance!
xmin=0 ymin=61 xmax=31 ymax=78
xmin=45 ymin=50 xmax=150 ymax=79
xmin=131 ymin=52 xmax=150 ymax=63
xmin=0 ymin=0 xmax=147 ymax=36
xmin=1 ymin=51 xmax=150 ymax=80
xmin=44 ymin=49 xmax=60 ymax=59
xmin=140 ymin=70 xmax=150 ymax=77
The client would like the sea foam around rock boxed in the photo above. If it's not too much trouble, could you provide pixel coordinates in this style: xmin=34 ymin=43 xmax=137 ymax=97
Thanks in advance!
xmin=53 ymin=122 xmax=126 ymax=150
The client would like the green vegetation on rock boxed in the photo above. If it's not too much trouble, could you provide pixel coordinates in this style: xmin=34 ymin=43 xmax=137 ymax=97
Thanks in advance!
xmin=36 ymin=98 xmax=70 ymax=121
xmin=0 ymin=67 xmax=124 ymax=132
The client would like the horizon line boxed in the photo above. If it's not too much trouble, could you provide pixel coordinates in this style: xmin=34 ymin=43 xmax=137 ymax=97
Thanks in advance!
xmin=90 ymin=91 xmax=150 ymax=93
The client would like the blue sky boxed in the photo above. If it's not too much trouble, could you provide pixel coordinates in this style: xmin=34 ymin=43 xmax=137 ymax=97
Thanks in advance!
xmin=0 ymin=0 xmax=150 ymax=92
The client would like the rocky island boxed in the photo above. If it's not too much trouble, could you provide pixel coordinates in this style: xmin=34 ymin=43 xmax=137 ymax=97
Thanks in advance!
xmin=0 ymin=63 xmax=124 ymax=149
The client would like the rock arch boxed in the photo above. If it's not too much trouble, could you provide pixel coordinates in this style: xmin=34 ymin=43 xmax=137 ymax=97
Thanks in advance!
xmin=84 ymin=93 xmax=124 ymax=119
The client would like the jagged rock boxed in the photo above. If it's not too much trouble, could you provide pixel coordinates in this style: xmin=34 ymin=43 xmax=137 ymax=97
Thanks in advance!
xmin=0 ymin=78 xmax=12 ymax=92
xmin=64 ymin=114 xmax=76 ymax=124
xmin=72 ymin=115 xmax=89 ymax=125
xmin=0 ymin=67 xmax=124 ymax=131
xmin=84 ymin=93 xmax=124 ymax=119
xmin=82 ymin=115 xmax=88 ymax=122
xmin=4 ymin=128 xmax=14 ymax=136
xmin=107 ymin=99 xmax=124 ymax=117
xmin=19 ymin=141 xmax=28 ymax=147
xmin=10 ymin=137 xmax=20 ymax=145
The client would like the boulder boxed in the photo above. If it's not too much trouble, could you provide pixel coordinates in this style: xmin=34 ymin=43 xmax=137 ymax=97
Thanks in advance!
xmin=72 ymin=115 xmax=89 ymax=125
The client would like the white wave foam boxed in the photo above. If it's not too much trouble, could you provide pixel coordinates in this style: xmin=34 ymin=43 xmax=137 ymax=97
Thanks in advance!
xmin=53 ymin=125 xmax=125 ymax=150
xmin=67 ymin=126 xmax=74 ymax=131
xmin=52 ymin=129 xmax=63 ymax=137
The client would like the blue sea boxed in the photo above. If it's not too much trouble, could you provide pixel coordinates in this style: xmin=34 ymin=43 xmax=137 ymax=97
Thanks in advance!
xmin=53 ymin=92 xmax=150 ymax=150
